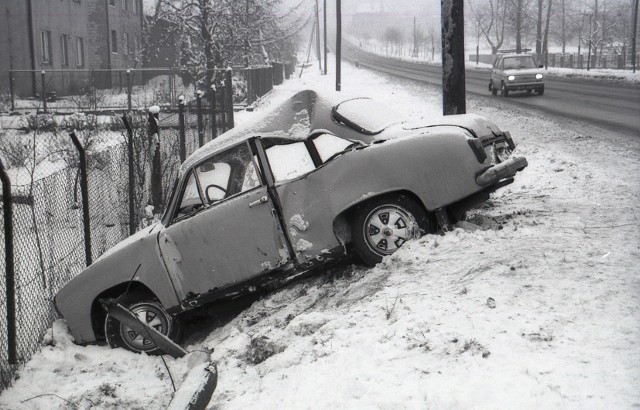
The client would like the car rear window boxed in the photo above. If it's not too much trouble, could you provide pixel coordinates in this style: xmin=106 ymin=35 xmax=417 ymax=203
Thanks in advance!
xmin=332 ymin=98 xmax=402 ymax=135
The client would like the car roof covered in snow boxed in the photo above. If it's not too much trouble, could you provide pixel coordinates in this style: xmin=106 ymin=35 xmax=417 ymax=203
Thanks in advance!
xmin=178 ymin=89 xmax=341 ymax=176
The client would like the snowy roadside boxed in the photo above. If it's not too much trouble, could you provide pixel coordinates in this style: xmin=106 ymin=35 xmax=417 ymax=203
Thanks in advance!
xmin=1 ymin=61 xmax=638 ymax=409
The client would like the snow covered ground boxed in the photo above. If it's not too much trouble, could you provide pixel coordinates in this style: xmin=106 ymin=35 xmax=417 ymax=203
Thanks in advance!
xmin=1 ymin=60 xmax=639 ymax=409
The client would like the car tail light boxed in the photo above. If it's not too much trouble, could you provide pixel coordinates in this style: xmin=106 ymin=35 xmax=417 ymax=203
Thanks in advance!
xmin=468 ymin=139 xmax=488 ymax=163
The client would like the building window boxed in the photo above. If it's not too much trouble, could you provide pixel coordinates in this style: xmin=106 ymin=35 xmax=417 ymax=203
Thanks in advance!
xmin=75 ymin=37 xmax=85 ymax=68
xmin=60 ymin=34 xmax=69 ymax=66
xmin=109 ymin=0 xmax=115 ymax=6
xmin=121 ymin=0 xmax=128 ymax=11
xmin=40 ymin=30 xmax=52 ymax=64
xmin=123 ymin=33 xmax=130 ymax=56
xmin=132 ymin=0 xmax=138 ymax=14
xmin=111 ymin=30 xmax=118 ymax=53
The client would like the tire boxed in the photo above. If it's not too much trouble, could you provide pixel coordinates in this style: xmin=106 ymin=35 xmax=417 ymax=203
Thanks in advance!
xmin=537 ymin=87 xmax=545 ymax=96
xmin=351 ymin=195 xmax=435 ymax=266
xmin=501 ymin=82 xmax=509 ymax=97
xmin=489 ymin=81 xmax=497 ymax=96
xmin=105 ymin=291 xmax=183 ymax=354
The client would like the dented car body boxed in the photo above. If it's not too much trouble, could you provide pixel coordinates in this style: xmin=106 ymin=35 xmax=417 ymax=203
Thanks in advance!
xmin=55 ymin=90 xmax=527 ymax=351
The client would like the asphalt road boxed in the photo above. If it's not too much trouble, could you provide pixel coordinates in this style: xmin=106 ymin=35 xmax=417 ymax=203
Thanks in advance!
xmin=343 ymin=43 xmax=640 ymax=137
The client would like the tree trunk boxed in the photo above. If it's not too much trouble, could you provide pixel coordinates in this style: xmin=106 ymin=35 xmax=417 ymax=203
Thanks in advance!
xmin=536 ymin=0 xmax=543 ymax=54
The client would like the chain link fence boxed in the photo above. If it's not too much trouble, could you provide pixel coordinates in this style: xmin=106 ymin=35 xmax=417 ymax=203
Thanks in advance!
xmin=5 ymin=65 xmax=291 ymax=113
xmin=0 ymin=60 xmax=296 ymax=389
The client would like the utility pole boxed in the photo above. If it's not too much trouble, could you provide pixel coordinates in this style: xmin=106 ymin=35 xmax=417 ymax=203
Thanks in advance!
xmin=336 ymin=0 xmax=342 ymax=91
xmin=315 ymin=0 xmax=322 ymax=71
xmin=441 ymin=0 xmax=466 ymax=114
xmin=413 ymin=16 xmax=417 ymax=57
xmin=323 ymin=0 xmax=327 ymax=74
xmin=587 ymin=14 xmax=592 ymax=71
xmin=632 ymin=0 xmax=639 ymax=72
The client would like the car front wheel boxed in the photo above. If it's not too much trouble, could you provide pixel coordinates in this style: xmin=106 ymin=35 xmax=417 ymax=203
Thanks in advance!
xmin=489 ymin=81 xmax=497 ymax=96
xmin=104 ymin=291 xmax=183 ymax=354
xmin=352 ymin=195 xmax=434 ymax=266
xmin=501 ymin=82 xmax=509 ymax=97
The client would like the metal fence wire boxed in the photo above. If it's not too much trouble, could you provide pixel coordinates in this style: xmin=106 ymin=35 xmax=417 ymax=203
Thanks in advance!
xmin=0 ymin=105 xmax=229 ymax=390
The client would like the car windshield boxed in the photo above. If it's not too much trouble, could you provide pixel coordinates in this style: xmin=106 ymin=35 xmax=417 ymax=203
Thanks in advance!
xmin=503 ymin=56 xmax=537 ymax=69
xmin=333 ymin=98 xmax=402 ymax=134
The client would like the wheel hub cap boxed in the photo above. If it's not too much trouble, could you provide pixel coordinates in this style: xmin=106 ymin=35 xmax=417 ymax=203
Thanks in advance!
xmin=120 ymin=303 xmax=170 ymax=352
xmin=364 ymin=206 xmax=419 ymax=256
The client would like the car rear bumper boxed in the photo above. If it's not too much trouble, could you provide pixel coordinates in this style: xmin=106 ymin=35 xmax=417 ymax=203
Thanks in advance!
xmin=476 ymin=156 xmax=528 ymax=186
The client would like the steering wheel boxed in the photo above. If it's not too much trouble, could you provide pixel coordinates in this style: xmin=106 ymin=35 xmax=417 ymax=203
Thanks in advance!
xmin=205 ymin=184 xmax=228 ymax=202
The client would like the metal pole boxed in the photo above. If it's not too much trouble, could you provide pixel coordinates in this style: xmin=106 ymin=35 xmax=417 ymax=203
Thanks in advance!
xmin=69 ymin=132 xmax=92 ymax=266
xmin=0 ymin=158 xmax=17 ymax=364
xmin=9 ymin=71 xmax=15 ymax=111
xmin=315 ymin=0 xmax=322 ymax=71
xmin=126 ymin=69 xmax=132 ymax=111
xmin=225 ymin=68 xmax=234 ymax=129
xmin=196 ymin=90 xmax=204 ymax=147
xmin=148 ymin=108 xmax=163 ymax=215
xmin=441 ymin=0 xmax=466 ymax=114
xmin=323 ymin=0 xmax=327 ymax=75
xmin=41 ymin=70 xmax=47 ymax=113
xmin=122 ymin=115 xmax=136 ymax=235
xmin=210 ymin=86 xmax=218 ymax=140
xmin=587 ymin=15 xmax=592 ymax=71
xmin=632 ymin=0 xmax=639 ymax=72
xmin=178 ymin=96 xmax=186 ymax=161
xmin=336 ymin=0 xmax=342 ymax=91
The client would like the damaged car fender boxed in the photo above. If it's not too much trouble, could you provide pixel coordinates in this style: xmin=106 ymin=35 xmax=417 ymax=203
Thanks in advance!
xmin=54 ymin=223 xmax=180 ymax=344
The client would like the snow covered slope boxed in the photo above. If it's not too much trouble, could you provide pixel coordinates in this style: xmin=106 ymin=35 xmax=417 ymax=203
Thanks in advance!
xmin=1 ymin=61 xmax=638 ymax=409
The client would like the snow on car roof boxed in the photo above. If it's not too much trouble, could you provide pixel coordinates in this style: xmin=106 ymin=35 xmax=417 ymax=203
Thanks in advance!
xmin=179 ymin=89 xmax=340 ymax=176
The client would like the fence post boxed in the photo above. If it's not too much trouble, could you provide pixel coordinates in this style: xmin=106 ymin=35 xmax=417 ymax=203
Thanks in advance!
xmin=41 ymin=70 xmax=47 ymax=113
xmin=178 ymin=95 xmax=186 ymax=162
xmin=148 ymin=107 xmax=163 ymax=215
xmin=246 ymin=68 xmax=254 ymax=106
xmin=122 ymin=115 xmax=136 ymax=235
xmin=126 ymin=69 xmax=132 ymax=111
xmin=225 ymin=68 xmax=234 ymax=130
xmin=69 ymin=132 xmax=92 ymax=266
xmin=9 ymin=71 xmax=15 ymax=111
xmin=0 ymin=158 xmax=17 ymax=364
xmin=196 ymin=90 xmax=204 ymax=147
xmin=209 ymin=85 xmax=218 ymax=140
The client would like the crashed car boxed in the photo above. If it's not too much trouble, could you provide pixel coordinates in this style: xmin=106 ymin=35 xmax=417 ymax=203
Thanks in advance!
xmin=55 ymin=90 xmax=527 ymax=353
xmin=489 ymin=52 xmax=544 ymax=96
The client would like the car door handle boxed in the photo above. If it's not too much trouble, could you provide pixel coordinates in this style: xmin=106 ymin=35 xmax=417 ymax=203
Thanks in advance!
xmin=249 ymin=196 xmax=269 ymax=208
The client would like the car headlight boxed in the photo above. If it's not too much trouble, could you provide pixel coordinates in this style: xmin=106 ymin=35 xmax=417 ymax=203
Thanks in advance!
xmin=536 ymin=73 xmax=543 ymax=80
xmin=508 ymin=75 xmax=515 ymax=81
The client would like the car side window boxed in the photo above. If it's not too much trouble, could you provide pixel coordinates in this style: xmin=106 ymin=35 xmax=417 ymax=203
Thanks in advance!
xmin=265 ymin=141 xmax=316 ymax=182
xmin=313 ymin=133 xmax=354 ymax=163
xmin=177 ymin=171 xmax=203 ymax=216
xmin=174 ymin=142 xmax=261 ymax=221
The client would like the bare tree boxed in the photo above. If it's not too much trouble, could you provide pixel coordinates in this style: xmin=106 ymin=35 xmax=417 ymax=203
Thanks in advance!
xmin=469 ymin=0 xmax=508 ymax=54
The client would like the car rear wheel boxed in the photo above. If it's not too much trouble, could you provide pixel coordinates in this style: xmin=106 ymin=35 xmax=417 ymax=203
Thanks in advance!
xmin=104 ymin=291 xmax=183 ymax=354
xmin=501 ymin=82 xmax=509 ymax=97
xmin=352 ymin=195 xmax=434 ymax=266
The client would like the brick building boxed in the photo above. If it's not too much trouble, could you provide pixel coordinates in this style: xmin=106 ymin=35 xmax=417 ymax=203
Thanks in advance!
xmin=0 ymin=0 xmax=143 ymax=97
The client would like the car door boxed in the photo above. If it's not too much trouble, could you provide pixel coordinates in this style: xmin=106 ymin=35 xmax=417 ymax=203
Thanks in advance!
xmin=158 ymin=141 xmax=289 ymax=300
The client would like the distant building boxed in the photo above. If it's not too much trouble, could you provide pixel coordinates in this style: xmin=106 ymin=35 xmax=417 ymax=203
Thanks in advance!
xmin=0 ymin=0 xmax=143 ymax=97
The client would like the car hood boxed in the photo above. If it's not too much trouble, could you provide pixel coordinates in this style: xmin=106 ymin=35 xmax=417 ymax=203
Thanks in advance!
xmin=93 ymin=222 xmax=162 ymax=263
xmin=400 ymin=114 xmax=503 ymax=139
xmin=503 ymin=68 xmax=542 ymax=76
